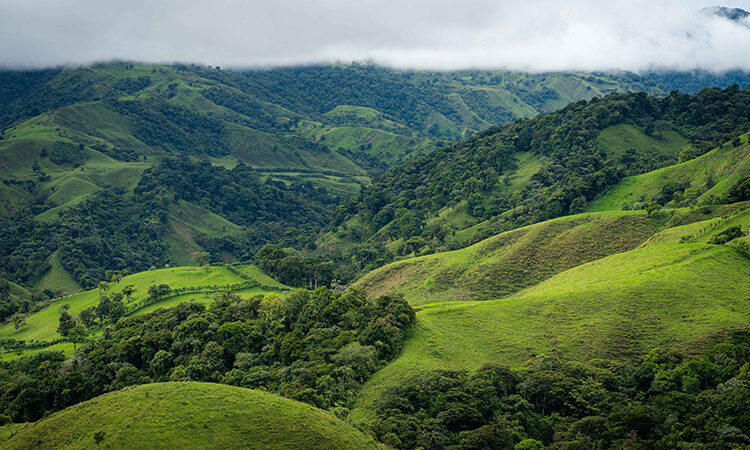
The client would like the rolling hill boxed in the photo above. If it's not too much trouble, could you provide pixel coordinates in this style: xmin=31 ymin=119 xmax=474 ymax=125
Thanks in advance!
xmin=351 ymin=204 xmax=750 ymax=420
xmin=588 ymin=134 xmax=750 ymax=211
xmin=320 ymin=87 xmax=750 ymax=283
xmin=2 ymin=382 xmax=382 ymax=449
xmin=2 ymin=64 xmax=749 ymax=296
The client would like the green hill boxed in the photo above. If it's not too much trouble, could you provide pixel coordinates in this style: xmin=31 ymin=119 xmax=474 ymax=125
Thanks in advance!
xmin=3 ymin=382 xmax=381 ymax=449
xmin=350 ymin=204 xmax=750 ymax=420
xmin=588 ymin=134 xmax=750 ymax=211
xmin=354 ymin=207 xmax=741 ymax=306
xmin=320 ymin=86 xmax=750 ymax=281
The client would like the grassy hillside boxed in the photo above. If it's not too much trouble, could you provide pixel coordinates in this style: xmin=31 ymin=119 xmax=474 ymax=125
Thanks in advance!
xmin=596 ymin=123 xmax=690 ymax=159
xmin=356 ymin=210 xmax=691 ymax=306
xmin=353 ymin=239 xmax=750 ymax=421
xmin=588 ymin=134 xmax=750 ymax=211
xmin=3 ymin=382 xmax=381 ymax=449
xmin=0 ymin=264 xmax=290 ymax=358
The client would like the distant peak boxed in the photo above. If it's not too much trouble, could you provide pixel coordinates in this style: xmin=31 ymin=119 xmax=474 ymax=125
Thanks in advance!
xmin=700 ymin=6 xmax=750 ymax=24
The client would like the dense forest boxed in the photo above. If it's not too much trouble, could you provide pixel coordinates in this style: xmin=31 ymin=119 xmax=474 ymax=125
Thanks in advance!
xmin=0 ymin=288 xmax=415 ymax=423
xmin=371 ymin=331 xmax=750 ymax=449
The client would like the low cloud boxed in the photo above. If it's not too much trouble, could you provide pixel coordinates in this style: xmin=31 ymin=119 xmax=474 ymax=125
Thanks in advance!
xmin=1 ymin=0 xmax=749 ymax=71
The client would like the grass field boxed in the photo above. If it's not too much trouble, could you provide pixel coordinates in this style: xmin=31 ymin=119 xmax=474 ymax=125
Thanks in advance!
xmin=588 ymin=136 xmax=750 ymax=212
xmin=3 ymin=382 xmax=382 ymax=449
xmin=0 ymin=265 xmax=290 ymax=345
xmin=352 ymin=242 xmax=750 ymax=421
xmin=597 ymin=123 xmax=689 ymax=160
xmin=356 ymin=210 xmax=672 ymax=305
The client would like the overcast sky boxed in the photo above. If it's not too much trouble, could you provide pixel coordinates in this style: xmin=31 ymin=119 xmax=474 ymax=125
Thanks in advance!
xmin=1 ymin=0 xmax=750 ymax=72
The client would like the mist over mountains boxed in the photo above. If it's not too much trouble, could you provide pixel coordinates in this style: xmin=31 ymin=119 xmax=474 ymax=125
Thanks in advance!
xmin=2 ymin=1 xmax=750 ymax=71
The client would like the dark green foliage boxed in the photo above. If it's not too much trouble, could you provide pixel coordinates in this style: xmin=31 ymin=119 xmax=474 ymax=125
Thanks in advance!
xmin=332 ymin=86 xmax=750 ymax=263
xmin=47 ymin=141 xmax=87 ymax=166
xmin=135 ymin=157 xmax=338 ymax=233
xmin=373 ymin=333 xmax=750 ymax=449
xmin=103 ymin=98 xmax=228 ymax=156
xmin=232 ymin=65 xmax=464 ymax=137
xmin=709 ymin=226 xmax=745 ymax=245
xmin=0 ymin=280 xmax=49 ymax=324
xmin=0 ymin=157 xmax=343 ymax=289
xmin=0 ymin=68 xmax=99 ymax=129
xmin=0 ymin=288 xmax=415 ymax=422
xmin=96 ymin=294 xmax=125 ymax=324
xmin=57 ymin=310 xmax=75 ymax=337
xmin=641 ymin=69 xmax=750 ymax=95
xmin=255 ymin=244 xmax=334 ymax=288
xmin=728 ymin=176 xmax=750 ymax=203
xmin=0 ymin=189 xmax=167 ymax=289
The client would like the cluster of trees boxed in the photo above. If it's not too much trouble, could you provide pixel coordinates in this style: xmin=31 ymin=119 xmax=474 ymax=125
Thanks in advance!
xmin=56 ymin=282 xmax=145 ymax=349
xmin=330 ymin=86 xmax=750 ymax=263
xmin=0 ymin=288 xmax=415 ymax=423
xmin=371 ymin=331 xmax=750 ymax=449
xmin=46 ymin=141 xmax=88 ymax=166
xmin=135 ymin=157 xmax=339 ymax=235
xmin=0 ymin=188 xmax=169 ymax=289
xmin=135 ymin=157 xmax=342 ymax=259
xmin=255 ymin=244 xmax=335 ymax=288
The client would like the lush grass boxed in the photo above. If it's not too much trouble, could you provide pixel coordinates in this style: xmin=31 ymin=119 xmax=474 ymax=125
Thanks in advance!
xmin=597 ymin=123 xmax=689 ymax=160
xmin=0 ymin=265 xmax=290 ymax=343
xmin=4 ymin=382 xmax=381 ymax=449
xmin=352 ymin=242 xmax=750 ymax=421
xmin=645 ymin=203 xmax=750 ymax=246
xmin=356 ymin=211 xmax=670 ymax=306
xmin=588 ymin=138 xmax=750 ymax=211
xmin=0 ymin=342 xmax=74 ymax=361
xmin=33 ymin=251 xmax=82 ymax=294
xmin=0 ymin=424 xmax=25 ymax=442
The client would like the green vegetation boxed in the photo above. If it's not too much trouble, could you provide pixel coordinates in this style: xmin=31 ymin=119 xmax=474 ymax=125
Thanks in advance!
xmin=351 ymin=207 xmax=750 ymax=423
xmin=3 ymin=382 xmax=382 ymax=449
xmin=588 ymin=135 xmax=750 ymax=211
xmin=370 ymin=333 xmax=750 ymax=449
xmin=2 ymin=65 xmax=748 ymax=295
xmin=355 ymin=211 xmax=669 ymax=306
xmin=0 ymin=287 xmax=414 ymax=423
xmin=323 ymin=86 xmax=750 ymax=281
xmin=2 ymin=64 xmax=750 ymax=448
xmin=0 ymin=264 xmax=288 ymax=344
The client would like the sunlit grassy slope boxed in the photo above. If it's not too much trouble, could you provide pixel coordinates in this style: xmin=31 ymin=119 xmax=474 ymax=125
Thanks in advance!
xmin=4 ymin=382 xmax=381 ymax=450
xmin=353 ymin=241 xmax=750 ymax=421
xmin=356 ymin=210 xmax=677 ymax=306
xmin=588 ymin=135 xmax=750 ymax=211
xmin=0 ymin=265 xmax=290 ymax=344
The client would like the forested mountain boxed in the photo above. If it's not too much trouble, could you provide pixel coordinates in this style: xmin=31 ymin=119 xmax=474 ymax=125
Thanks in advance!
xmin=4 ymin=63 xmax=748 ymax=296
xmin=322 ymin=86 xmax=750 ymax=275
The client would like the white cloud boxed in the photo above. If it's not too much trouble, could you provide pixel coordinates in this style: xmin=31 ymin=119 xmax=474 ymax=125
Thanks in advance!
xmin=0 ymin=0 xmax=749 ymax=71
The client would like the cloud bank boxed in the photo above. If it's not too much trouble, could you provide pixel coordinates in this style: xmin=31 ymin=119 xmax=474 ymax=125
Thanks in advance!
xmin=1 ymin=0 xmax=749 ymax=71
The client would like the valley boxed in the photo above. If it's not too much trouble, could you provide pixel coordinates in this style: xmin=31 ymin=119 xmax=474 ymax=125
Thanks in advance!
xmin=0 ymin=63 xmax=749 ymax=449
